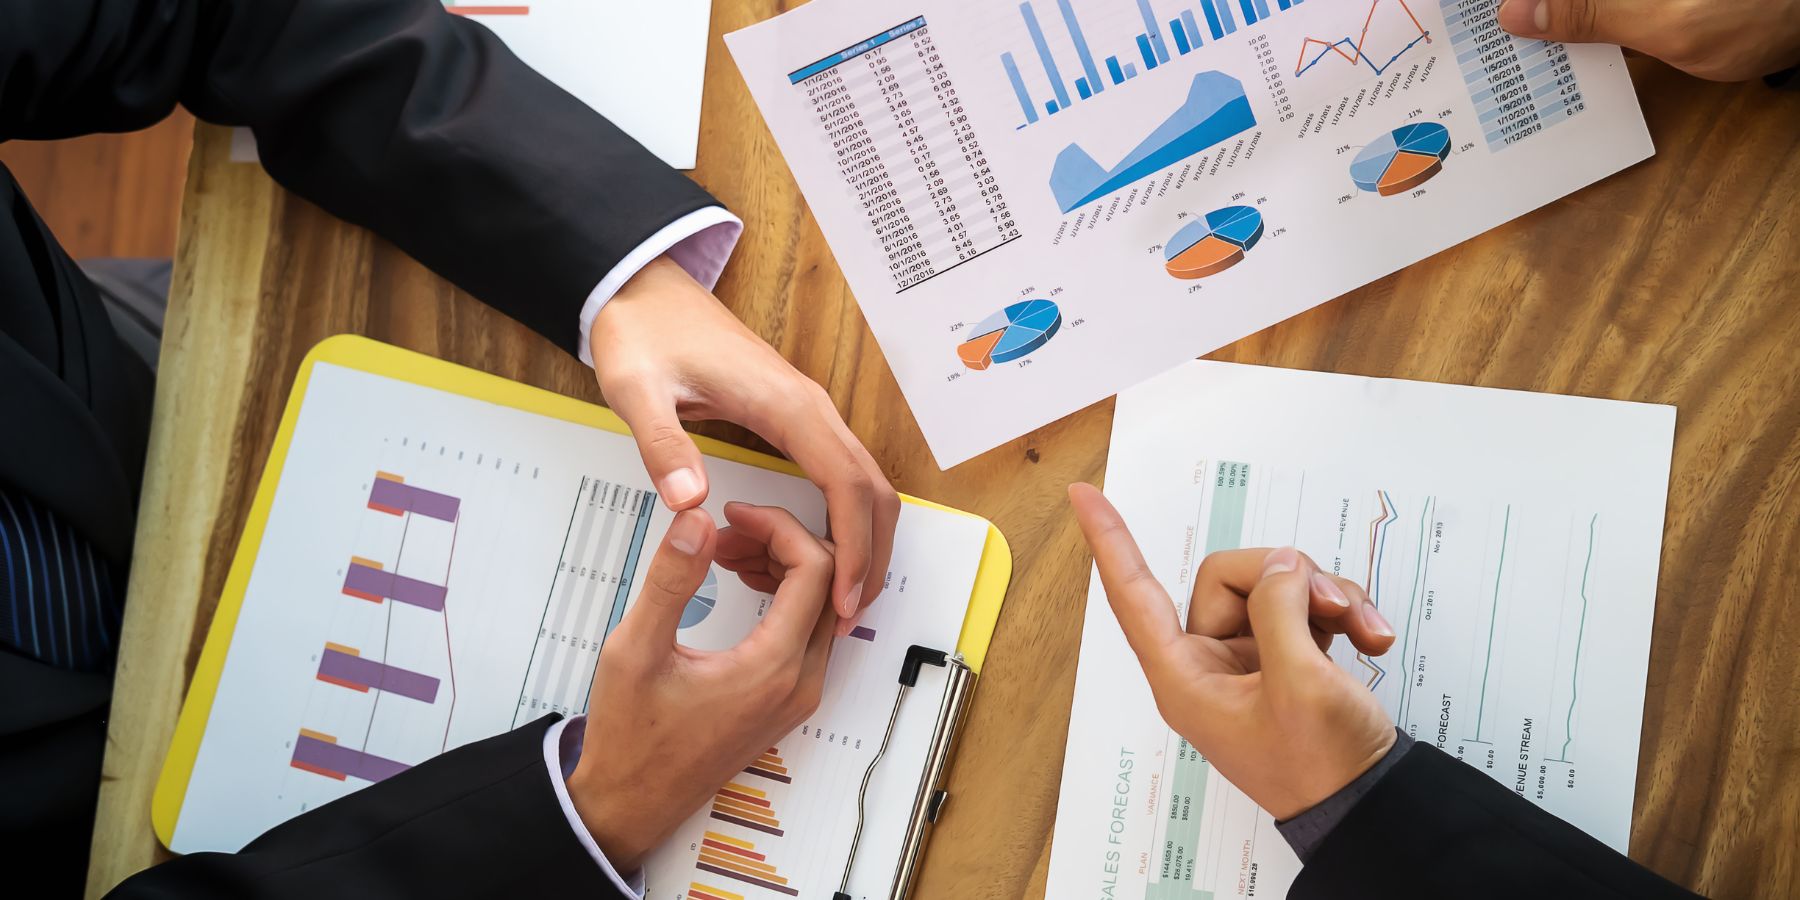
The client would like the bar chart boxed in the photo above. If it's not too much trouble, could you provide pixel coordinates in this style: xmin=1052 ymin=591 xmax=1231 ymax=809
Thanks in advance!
xmin=441 ymin=3 xmax=530 ymax=16
xmin=999 ymin=0 xmax=1311 ymax=128
xmin=695 ymin=832 xmax=801 ymax=897
xmin=315 ymin=642 xmax=441 ymax=703
xmin=711 ymin=782 xmax=788 ymax=836
xmin=289 ymin=729 xmax=410 ymax=783
xmin=296 ymin=469 xmax=465 ymax=785
xmin=743 ymin=747 xmax=793 ymax=784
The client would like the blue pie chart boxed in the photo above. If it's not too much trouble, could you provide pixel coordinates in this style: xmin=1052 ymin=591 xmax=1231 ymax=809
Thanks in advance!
xmin=956 ymin=299 xmax=1062 ymax=371
xmin=680 ymin=567 xmax=720 ymax=629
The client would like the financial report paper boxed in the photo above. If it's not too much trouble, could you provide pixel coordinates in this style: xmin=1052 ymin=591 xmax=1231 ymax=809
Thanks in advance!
xmin=172 ymin=362 xmax=989 ymax=900
xmin=725 ymin=0 xmax=1653 ymax=466
xmin=1047 ymin=361 xmax=1675 ymax=899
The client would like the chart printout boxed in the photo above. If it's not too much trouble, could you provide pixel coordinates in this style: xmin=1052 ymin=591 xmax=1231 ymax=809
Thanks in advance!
xmin=725 ymin=0 xmax=1653 ymax=466
xmin=1048 ymin=361 xmax=1674 ymax=899
xmin=171 ymin=362 xmax=990 ymax=900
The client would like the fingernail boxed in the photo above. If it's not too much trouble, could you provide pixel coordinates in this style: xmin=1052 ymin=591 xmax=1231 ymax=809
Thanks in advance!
xmin=1262 ymin=547 xmax=1299 ymax=578
xmin=1362 ymin=601 xmax=1396 ymax=638
xmin=659 ymin=468 xmax=703 ymax=507
xmin=835 ymin=608 xmax=866 ymax=638
xmin=668 ymin=510 xmax=706 ymax=555
xmin=1497 ymin=0 xmax=1545 ymax=34
xmin=840 ymin=581 xmax=864 ymax=618
xmin=1311 ymin=572 xmax=1350 ymax=608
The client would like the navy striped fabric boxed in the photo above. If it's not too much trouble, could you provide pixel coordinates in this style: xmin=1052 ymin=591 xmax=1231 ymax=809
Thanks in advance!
xmin=0 ymin=484 xmax=120 ymax=671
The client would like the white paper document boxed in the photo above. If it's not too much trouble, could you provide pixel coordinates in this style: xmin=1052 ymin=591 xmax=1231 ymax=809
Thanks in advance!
xmin=233 ymin=1 xmax=713 ymax=168
xmin=1047 ymin=361 xmax=1675 ymax=899
xmin=171 ymin=361 xmax=989 ymax=900
xmin=725 ymin=0 xmax=1652 ymax=466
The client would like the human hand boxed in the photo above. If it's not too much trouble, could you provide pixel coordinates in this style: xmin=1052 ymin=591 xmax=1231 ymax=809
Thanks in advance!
xmin=592 ymin=256 xmax=898 ymax=635
xmin=1069 ymin=483 xmax=1397 ymax=821
xmin=568 ymin=502 xmax=836 ymax=870
xmin=1497 ymin=0 xmax=1800 ymax=81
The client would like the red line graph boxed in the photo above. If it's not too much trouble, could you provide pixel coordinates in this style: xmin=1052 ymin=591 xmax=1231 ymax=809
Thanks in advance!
xmin=1294 ymin=0 xmax=1431 ymax=77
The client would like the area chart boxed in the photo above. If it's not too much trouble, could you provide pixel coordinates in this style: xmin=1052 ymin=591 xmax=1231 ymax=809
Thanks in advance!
xmin=1350 ymin=122 xmax=1450 ymax=195
xmin=1164 ymin=205 xmax=1264 ymax=279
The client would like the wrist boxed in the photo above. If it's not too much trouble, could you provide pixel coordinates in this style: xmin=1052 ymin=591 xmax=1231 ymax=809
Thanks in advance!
xmin=568 ymin=760 xmax=655 ymax=873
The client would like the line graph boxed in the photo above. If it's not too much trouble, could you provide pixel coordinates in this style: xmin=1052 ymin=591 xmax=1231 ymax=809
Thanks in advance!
xmin=1294 ymin=0 xmax=1432 ymax=78
xmin=1556 ymin=514 xmax=1598 ymax=760
xmin=1357 ymin=490 xmax=1397 ymax=689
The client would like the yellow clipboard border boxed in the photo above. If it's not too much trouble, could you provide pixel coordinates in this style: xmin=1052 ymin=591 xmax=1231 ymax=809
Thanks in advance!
xmin=151 ymin=334 xmax=1012 ymax=847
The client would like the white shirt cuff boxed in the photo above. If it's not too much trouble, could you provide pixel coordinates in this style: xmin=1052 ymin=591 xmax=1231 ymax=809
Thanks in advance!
xmin=577 ymin=206 xmax=743 ymax=367
xmin=543 ymin=716 xmax=647 ymax=898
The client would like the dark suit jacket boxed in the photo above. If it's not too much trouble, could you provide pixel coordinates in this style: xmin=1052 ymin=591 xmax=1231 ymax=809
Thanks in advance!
xmin=108 ymin=717 xmax=628 ymax=899
xmin=1 ymin=0 xmax=716 ymax=894
xmin=1293 ymin=743 xmax=1701 ymax=899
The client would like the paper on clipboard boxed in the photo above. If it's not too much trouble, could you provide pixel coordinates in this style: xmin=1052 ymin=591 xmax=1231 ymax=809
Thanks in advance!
xmin=153 ymin=336 xmax=1011 ymax=900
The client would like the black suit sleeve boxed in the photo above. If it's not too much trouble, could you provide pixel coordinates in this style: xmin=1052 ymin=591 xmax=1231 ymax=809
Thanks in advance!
xmin=1291 ymin=742 xmax=1700 ymax=900
xmin=108 ymin=717 xmax=629 ymax=898
xmin=0 ymin=0 xmax=721 ymax=353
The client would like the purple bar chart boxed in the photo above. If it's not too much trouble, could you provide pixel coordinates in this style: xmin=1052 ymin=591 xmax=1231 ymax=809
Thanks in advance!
xmin=289 ymin=730 xmax=411 ymax=783
xmin=315 ymin=643 xmax=441 ymax=703
xmin=366 ymin=471 xmax=461 ymax=522
xmin=341 ymin=559 xmax=448 ymax=611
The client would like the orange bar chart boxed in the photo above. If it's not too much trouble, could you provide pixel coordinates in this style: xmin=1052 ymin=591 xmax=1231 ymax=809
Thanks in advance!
xmin=687 ymin=884 xmax=744 ymax=900
xmin=695 ymin=831 xmax=799 ymax=897
xmin=742 ymin=747 xmax=792 ymax=784
xmin=710 ymin=782 xmax=784 ymax=836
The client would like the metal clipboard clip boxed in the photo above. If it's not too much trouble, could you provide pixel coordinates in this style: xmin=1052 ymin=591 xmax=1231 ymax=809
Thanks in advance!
xmin=833 ymin=645 xmax=976 ymax=900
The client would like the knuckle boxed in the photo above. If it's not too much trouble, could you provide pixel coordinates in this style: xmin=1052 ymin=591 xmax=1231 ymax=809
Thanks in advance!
xmin=1563 ymin=0 xmax=1600 ymax=40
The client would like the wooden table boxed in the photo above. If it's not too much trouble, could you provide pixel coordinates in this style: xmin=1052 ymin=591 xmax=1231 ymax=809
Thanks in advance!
xmin=85 ymin=4 xmax=1800 ymax=896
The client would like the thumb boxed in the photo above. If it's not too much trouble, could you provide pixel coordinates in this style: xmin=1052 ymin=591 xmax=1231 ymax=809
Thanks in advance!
xmin=606 ymin=378 xmax=709 ymax=510
xmin=1498 ymin=0 xmax=1627 ymax=44
xmin=616 ymin=508 xmax=717 ymax=648
xmin=1245 ymin=548 xmax=1333 ymax=690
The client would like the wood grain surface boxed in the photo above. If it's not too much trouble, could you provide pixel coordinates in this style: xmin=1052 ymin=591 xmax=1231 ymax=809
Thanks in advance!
xmin=0 ymin=111 xmax=193 ymax=259
xmin=85 ymin=5 xmax=1800 ymax=896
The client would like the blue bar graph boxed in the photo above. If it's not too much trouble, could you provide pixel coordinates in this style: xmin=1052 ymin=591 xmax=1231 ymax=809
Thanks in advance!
xmin=1106 ymin=55 xmax=1125 ymax=85
xmin=1277 ymin=0 xmax=1292 ymax=7
xmin=1056 ymin=0 xmax=1104 ymax=96
xmin=1182 ymin=10 xmax=1204 ymax=49
xmin=1239 ymin=0 xmax=1259 ymax=27
xmin=1123 ymin=62 xmax=1138 ymax=78
xmin=1254 ymin=0 xmax=1272 ymax=19
xmin=1170 ymin=19 xmax=1191 ymax=55
xmin=1001 ymin=52 xmax=1040 ymax=124
xmin=1076 ymin=77 xmax=1092 ymax=99
xmin=1021 ymin=3 xmax=1071 ymax=110
xmin=1135 ymin=0 xmax=1170 ymax=65
xmin=1200 ymin=0 xmax=1224 ymax=39
xmin=1047 ymin=100 xmax=1060 ymax=115
xmin=1217 ymin=0 xmax=1239 ymax=34
xmin=1136 ymin=33 xmax=1158 ymax=70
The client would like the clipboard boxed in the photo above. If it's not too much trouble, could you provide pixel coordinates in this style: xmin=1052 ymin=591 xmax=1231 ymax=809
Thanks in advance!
xmin=152 ymin=335 xmax=1011 ymax=897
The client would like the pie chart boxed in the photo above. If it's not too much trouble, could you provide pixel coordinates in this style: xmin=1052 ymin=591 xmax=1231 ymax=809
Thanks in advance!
xmin=1164 ymin=205 xmax=1264 ymax=279
xmin=680 ymin=567 xmax=720 ymax=629
xmin=957 ymin=299 xmax=1062 ymax=370
xmin=1351 ymin=122 xmax=1451 ymax=196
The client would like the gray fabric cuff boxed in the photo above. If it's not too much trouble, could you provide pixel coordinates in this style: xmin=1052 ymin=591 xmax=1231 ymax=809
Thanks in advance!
xmin=1275 ymin=727 xmax=1414 ymax=863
